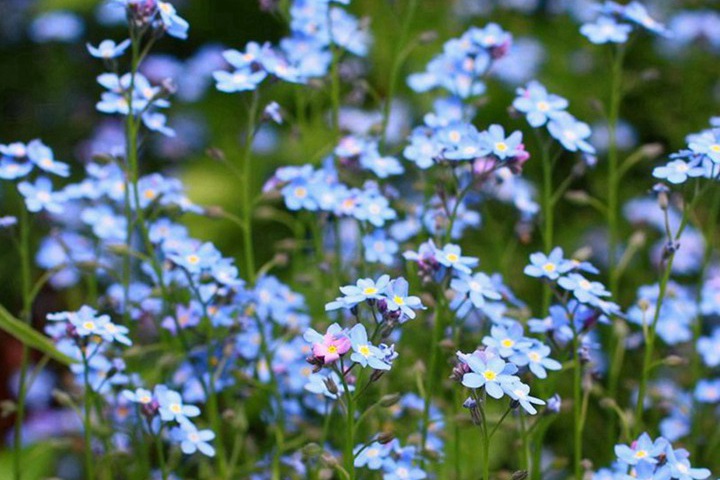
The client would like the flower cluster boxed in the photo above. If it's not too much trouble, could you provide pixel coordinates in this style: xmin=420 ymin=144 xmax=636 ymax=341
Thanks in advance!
xmin=593 ymin=433 xmax=710 ymax=480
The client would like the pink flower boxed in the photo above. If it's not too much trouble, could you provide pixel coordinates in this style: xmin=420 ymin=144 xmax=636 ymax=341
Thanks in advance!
xmin=313 ymin=333 xmax=351 ymax=363
xmin=303 ymin=323 xmax=351 ymax=364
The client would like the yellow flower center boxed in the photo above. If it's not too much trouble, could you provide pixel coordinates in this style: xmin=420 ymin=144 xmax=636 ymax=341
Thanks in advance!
xmin=363 ymin=287 xmax=378 ymax=295
xmin=448 ymin=131 xmax=461 ymax=142
xmin=495 ymin=142 xmax=508 ymax=152
xmin=482 ymin=370 xmax=497 ymax=381
xmin=170 ymin=404 xmax=182 ymax=414
xmin=359 ymin=345 xmax=371 ymax=357
xmin=139 ymin=395 xmax=152 ymax=404
xmin=327 ymin=345 xmax=338 ymax=354
xmin=634 ymin=450 xmax=648 ymax=459
xmin=393 ymin=295 xmax=405 ymax=305
xmin=83 ymin=321 xmax=96 ymax=330
xmin=529 ymin=352 xmax=541 ymax=362
xmin=537 ymin=101 xmax=550 ymax=112
xmin=501 ymin=339 xmax=515 ymax=348
xmin=294 ymin=187 xmax=307 ymax=198
xmin=542 ymin=263 xmax=556 ymax=273
xmin=446 ymin=253 xmax=459 ymax=263
xmin=578 ymin=279 xmax=592 ymax=290
xmin=710 ymin=144 xmax=720 ymax=153
xmin=186 ymin=254 xmax=200 ymax=265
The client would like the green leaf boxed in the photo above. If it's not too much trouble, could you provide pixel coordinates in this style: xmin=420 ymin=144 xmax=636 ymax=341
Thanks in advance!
xmin=0 ymin=305 xmax=75 ymax=366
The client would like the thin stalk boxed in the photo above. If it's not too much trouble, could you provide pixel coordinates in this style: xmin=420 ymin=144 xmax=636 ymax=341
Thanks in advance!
xmin=420 ymin=288 xmax=446 ymax=463
xmin=541 ymin=141 xmax=554 ymax=314
xmin=338 ymin=361 xmax=356 ymax=480
xmin=607 ymin=45 xmax=625 ymax=297
xmin=572 ymin=330 xmax=583 ymax=480
xmin=379 ymin=0 xmax=418 ymax=149
xmin=82 ymin=352 xmax=95 ymax=480
xmin=13 ymin=204 xmax=32 ymax=480
xmin=242 ymin=91 xmax=260 ymax=284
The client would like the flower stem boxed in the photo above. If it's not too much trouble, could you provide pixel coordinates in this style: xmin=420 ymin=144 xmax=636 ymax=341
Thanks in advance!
xmin=13 ymin=204 xmax=32 ymax=480
xmin=572 ymin=330 xmax=583 ymax=480
xmin=420 ymin=288 xmax=446 ymax=464
xmin=338 ymin=361 xmax=355 ymax=480
xmin=607 ymin=45 xmax=625 ymax=297
xmin=82 ymin=352 xmax=95 ymax=480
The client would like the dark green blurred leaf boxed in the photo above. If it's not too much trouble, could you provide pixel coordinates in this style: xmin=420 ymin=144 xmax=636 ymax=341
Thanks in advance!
xmin=0 ymin=305 xmax=75 ymax=366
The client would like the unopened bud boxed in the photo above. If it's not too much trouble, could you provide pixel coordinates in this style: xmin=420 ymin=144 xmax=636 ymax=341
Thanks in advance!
xmin=377 ymin=432 xmax=395 ymax=444
xmin=419 ymin=30 xmax=438 ymax=44
xmin=52 ymin=389 xmax=74 ymax=408
xmin=565 ymin=190 xmax=591 ymax=205
xmin=379 ymin=394 xmax=401 ymax=408
xmin=664 ymin=355 xmax=687 ymax=367
xmin=302 ymin=442 xmax=323 ymax=457
xmin=323 ymin=377 xmax=339 ymax=395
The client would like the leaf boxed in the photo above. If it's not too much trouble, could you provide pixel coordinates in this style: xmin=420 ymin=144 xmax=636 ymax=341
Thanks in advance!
xmin=0 ymin=305 xmax=75 ymax=366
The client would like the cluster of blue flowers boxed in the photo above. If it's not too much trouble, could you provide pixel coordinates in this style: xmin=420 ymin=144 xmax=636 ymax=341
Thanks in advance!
xmin=594 ymin=433 xmax=710 ymax=480
xmin=4 ymin=0 xmax=720 ymax=479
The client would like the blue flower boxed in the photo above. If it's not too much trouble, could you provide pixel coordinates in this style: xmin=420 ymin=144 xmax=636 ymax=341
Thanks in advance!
xmin=664 ymin=445 xmax=711 ymax=480
xmin=653 ymin=159 xmax=705 ymax=184
xmin=17 ymin=177 xmax=66 ymax=214
xmin=510 ymin=343 xmax=562 ymax=379
xmin=142 ymin=112 xmax=175 ymax=137
xmin=352 ymin=193 xmax=396 ymax=227
xmin=614 ymin=432 xmax=667 ymax=466
xmin=157 ymin=1 xmax=189 ymax=40
xmin=0 ymin=156 xmax=33 ymax=180
xmin=354 ymin=441 xmax=390 ymax=469
xmin=156 ymin=387 xmax=201 ymax=427
xmin=26 ymin=140 xmax=69 ymax=177
xmin=349 ymin=324 xmax=391 ymax=370
xmin=382 ymin=458 xmax=427 ymax=480
xmin=460 ymin=354 xmax=519 ymax=399
xmin=384 ymin=277 xmax=424 ymax=320
xmin=694 ymin=378 xmax=720 ymax=403
xmin=523 ymin=247 xmax=572 ymax=280
xmin=482 ymin=322 xmax=531 ymax=358
xmin=480 ymin=124 xmax=524 ymax=160
xmin=688 ymin=129 xmax=720 ymax=164
xmin=506 ymin=382 xmax=545 ymax=414
xmin=547 ymin=112 xmax=596 ymax=154
xmin=213 ymin=68 xmax=267 ymax=93
xmin=580 ymin=16 xmax=632 ymax=44
xmin=435 ymin=243 xmax=478 ymax=274
xmin=697 ymin=328 xmax=720 ymax=367
xmin=326 ymin=275 xmax=391 ymax=311
xmin=558 ymin=273 xmax=611 ymax=305
xmin=170 ymin=425 xmax=215 ymax=457
xmin=513 ymin=81 xmax=568 ymax=128
xmin=450 ymin=272 xmax=502 ymax=308
xmin=87 ymin=39 xmax=131 ymax=59
xmin=362 ymin=230 xmax=398 ymax=266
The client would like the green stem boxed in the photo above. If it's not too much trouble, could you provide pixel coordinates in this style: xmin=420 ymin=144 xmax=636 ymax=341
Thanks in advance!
xmin=82 ymin=352 xmax=95 ymax=480
xmin=541 ymin=141 xmax=554 ymax=313
xmin=379 ymin=0 xmax=418 ymax=149
xmin=338 ymin=362 xmax=355 ymax=480
xmin=607 ymin=45 xmax=625 ymax=297
xmin=13 ymin=200 xmax=33 ymax=480
xmin=572 ymin=330 xmax=583 ymax=480
xmin=242 ymin=91 xmax=260 ymax=285
xmin=420 ymin=288 xmax=446 ymax=464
